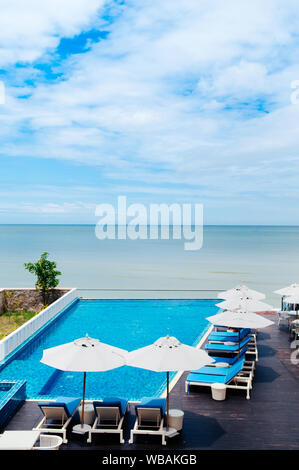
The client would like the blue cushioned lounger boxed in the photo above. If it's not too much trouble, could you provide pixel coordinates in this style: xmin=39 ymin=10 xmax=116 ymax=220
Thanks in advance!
xmin=93 ymin=397 xmax=128 ymax=416
xmin=205 ymin=335 xmax=251 ymax=352
xmin=88 ymin=397 xmax=128 ymax=444
xmin=129 ymin=397 xmax=167 ymax=446
xmin=208 ymin=329 xmax=251 ymax=343
xmin=136 ymin=397 xmax=166 ymax=417
xmin=37 ymin=397 xmax=81 ymax=417
xmin=185 ymin=357 xmax=252 ymax=399
xmin=210 ymin=345 xmax=248 ymax=365
xmin=191 ymin=358 xmax=245 ymax=378
xmin=34 ymin=396 xmax=81 ymax=443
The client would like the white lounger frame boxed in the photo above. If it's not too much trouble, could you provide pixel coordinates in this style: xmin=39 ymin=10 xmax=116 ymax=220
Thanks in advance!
xmin=211 ymin=360 xmax=255 ymax=376
xmin=186 ymin=370 xmax=253 ymax=400
xmin=247 ymin=335 xmax=258 ymax=361
xmin=87 ymin=405 xmax=126 ymax=444
xmin=129 ymin=407 xmax=167 ymax=446
xmin=33 ymin=404 xmax=79 ymax=443
xmin=243 ymin=360 xmax=255 ymax=376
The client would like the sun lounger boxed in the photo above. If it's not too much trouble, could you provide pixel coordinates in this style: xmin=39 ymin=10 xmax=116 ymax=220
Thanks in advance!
xmin=209 ymin=345 xmax=256 ymax=371
xmin=129 ymin=397 xmax=167 ymax=446
xmin=209 ymin=345 xmax=248 ymax=364
xmin=87 ymin=397 xmax=128 ymax=444
xmin=185 ymin=358 xmax=253 ymax=399
xmin=33 ymin=396 xmax=81 ymax=443
xmin=208 ymin=329 xmax=251 ymax=342
xmin=205 ymin=335 xmax=251 ymax=353
xmin=208 ymin=350 xmax=255 ymax=375
xmin=246 ymin=342 xmax=258 ymax=361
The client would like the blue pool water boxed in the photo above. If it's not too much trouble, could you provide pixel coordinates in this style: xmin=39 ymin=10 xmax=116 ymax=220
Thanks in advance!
xmin=0 ymin=299 xmax=218 ymax=400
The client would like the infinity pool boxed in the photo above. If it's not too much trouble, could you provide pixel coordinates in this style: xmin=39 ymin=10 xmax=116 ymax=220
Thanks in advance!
xmin=0 ymin=299 xmax=217 ymax=400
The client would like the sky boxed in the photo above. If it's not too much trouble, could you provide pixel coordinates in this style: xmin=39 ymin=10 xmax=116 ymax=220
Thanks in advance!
xmin=1 ymin=0 xmax=299 ymax=224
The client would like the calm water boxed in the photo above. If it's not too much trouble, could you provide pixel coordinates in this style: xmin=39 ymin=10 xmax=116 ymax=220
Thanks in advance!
xmin=0 ymin=299 xmax=216 ymax=400
xmin=0 ymin=225 xmax=299 ymax=305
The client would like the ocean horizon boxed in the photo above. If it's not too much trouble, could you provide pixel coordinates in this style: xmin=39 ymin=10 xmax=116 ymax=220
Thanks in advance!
xmin=1 ymin=224 xmax=298 ymax=306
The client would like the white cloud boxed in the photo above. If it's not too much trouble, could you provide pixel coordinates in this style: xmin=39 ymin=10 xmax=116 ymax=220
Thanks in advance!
xmin=0 ymin=201 xmax=95 ymax=214
xmin=0 ymin=0 xmax=105 ymax=66
xmin=205 ymin=61 xmax=268 ymax=97
xmin=1 ymin=0 xmax=299 ymax=222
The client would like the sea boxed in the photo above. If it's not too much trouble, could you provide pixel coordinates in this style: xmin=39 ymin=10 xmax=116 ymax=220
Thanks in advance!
xmin=0 ymin=224 xmax=299 ymax=306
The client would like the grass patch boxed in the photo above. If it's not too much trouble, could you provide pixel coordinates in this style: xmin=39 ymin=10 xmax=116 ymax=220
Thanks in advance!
xmin=0 ymin=311 xmax=37 ymax=339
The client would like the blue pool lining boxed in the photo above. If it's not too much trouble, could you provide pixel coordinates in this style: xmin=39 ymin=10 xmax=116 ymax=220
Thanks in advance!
xmin=0 ymin=298 xmax=217 ymax=401
xmin=0 ymin=379 xmax=26 ymax=427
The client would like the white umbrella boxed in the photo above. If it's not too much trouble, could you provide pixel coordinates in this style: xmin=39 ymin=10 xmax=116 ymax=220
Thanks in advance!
xmin=41 ymin=334 xmax=127 ymax=433
xmin=216 ymin=297 xmax=274 ymax=312
xmin=274 ymin=284 xmax=299 ymax=296
xmin=217 ymin=285 xmax=265 ymax=300
xmin=206 ymin=310 xmax=274 ymax=329
xmin=274 ymin=284 xmax=299 ymax=309
xmin=126 ymin=335 xmax=214 ymax=428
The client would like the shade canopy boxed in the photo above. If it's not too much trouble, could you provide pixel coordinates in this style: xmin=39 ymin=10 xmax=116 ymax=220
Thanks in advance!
xmin=126 ymin=335 xmax=214 ymax=372
xmin=41 ymin=334 xmax=127 ymax=372
xmin=206 ymin=310 xmax=274 ymax=329
xmin=216 ymin=297 xmax=273 ymax=312
xmin=274 ymin=284 xmax=299 ymax=296
xmin=217 ymin=285 xmax=265 ymax=301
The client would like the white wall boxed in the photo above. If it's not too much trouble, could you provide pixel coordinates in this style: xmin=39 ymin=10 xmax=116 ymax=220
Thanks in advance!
xmin=0 ymin=288 xmax=77 ymax=361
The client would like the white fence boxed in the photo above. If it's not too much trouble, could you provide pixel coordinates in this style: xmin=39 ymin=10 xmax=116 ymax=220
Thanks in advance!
xmin=0 ymin=288 xmax=77 ymax=361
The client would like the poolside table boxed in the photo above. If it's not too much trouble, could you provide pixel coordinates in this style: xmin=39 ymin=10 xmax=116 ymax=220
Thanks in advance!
xmin=0 ymin=430 xmax=40 ymax=450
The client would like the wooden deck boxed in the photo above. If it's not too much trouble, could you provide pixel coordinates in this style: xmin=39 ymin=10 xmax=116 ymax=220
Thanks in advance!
xmin=3 ymin=313 xmax=299 ymax=450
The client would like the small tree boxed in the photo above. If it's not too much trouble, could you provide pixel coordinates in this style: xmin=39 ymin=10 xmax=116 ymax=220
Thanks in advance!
xmin=24 ymin=252 xmax=61 ymax=306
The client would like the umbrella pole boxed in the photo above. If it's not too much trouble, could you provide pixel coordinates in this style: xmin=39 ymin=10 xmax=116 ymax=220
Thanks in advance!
xmin=166 ymin=371 xmax=169 ymax=430
xmin=238 ymin=329 xmax=240 ymax=359
xmin=81 ymin=371 xmax=86 ymax=427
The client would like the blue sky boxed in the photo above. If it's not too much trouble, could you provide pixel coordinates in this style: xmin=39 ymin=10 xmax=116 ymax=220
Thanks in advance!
xmin=1 ymin=0 xmax=299 ymax=224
